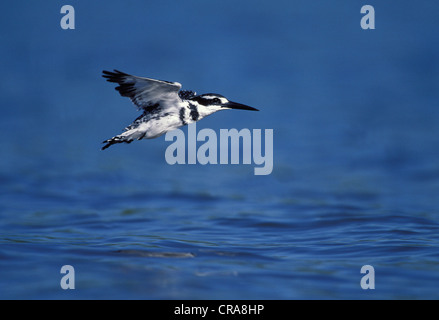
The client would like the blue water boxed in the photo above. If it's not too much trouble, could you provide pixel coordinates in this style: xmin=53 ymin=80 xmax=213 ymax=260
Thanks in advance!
xmin=1 ymin=1 xmax=439 ymax=299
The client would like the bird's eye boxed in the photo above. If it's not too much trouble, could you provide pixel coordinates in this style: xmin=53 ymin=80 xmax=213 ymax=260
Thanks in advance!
xmin=212 ymin=98 xmax=220 ymax=104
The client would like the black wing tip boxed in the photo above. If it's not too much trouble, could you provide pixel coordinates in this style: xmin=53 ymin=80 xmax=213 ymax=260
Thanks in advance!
xmin=102 ymin=69 xmax=129 ymax=82
xmin=102 ymin=69 xmax=136 ymax=97
xmin=102 ymin=69 xmax=125 ymax=75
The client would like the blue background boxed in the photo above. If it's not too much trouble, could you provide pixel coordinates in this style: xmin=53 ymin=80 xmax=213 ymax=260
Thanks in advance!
xmin=1 ymin=0 xmax=439 ymax=299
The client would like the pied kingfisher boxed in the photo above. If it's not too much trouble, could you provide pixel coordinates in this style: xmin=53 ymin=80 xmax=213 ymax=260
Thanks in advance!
xmin=101 ymin=70 xmax=258 ymax=150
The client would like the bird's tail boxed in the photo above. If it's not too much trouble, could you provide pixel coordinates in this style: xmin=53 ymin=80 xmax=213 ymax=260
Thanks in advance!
xmin=101 ymin=135 xmax=133 ymax=150
xmin=101 ymin=127 xmax=149 ymax=150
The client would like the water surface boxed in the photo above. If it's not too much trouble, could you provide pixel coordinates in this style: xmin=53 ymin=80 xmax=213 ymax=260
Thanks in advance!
xmin=1 ymin=1 xmax=439 ymax=299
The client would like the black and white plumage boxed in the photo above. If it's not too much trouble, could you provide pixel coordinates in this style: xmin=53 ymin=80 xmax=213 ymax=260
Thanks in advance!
xmin=101 ymin=70 xmax=258 ymax=150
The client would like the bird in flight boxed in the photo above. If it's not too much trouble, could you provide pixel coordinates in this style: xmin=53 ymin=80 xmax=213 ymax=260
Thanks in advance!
xmin=101 ymin=70 xmax=258 ymax=150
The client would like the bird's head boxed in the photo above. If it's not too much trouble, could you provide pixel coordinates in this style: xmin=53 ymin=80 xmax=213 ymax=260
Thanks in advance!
xmin=190 ymin=94 xmax=258 ymax=116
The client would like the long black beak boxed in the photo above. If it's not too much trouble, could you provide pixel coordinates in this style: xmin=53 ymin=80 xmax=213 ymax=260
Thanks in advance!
xmin=224 ymin=101 xmax=259 ymax=111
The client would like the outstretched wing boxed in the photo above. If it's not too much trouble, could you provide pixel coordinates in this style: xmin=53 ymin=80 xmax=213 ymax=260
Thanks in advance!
xmin=102 ymin=70 xmax=182 ymax=111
